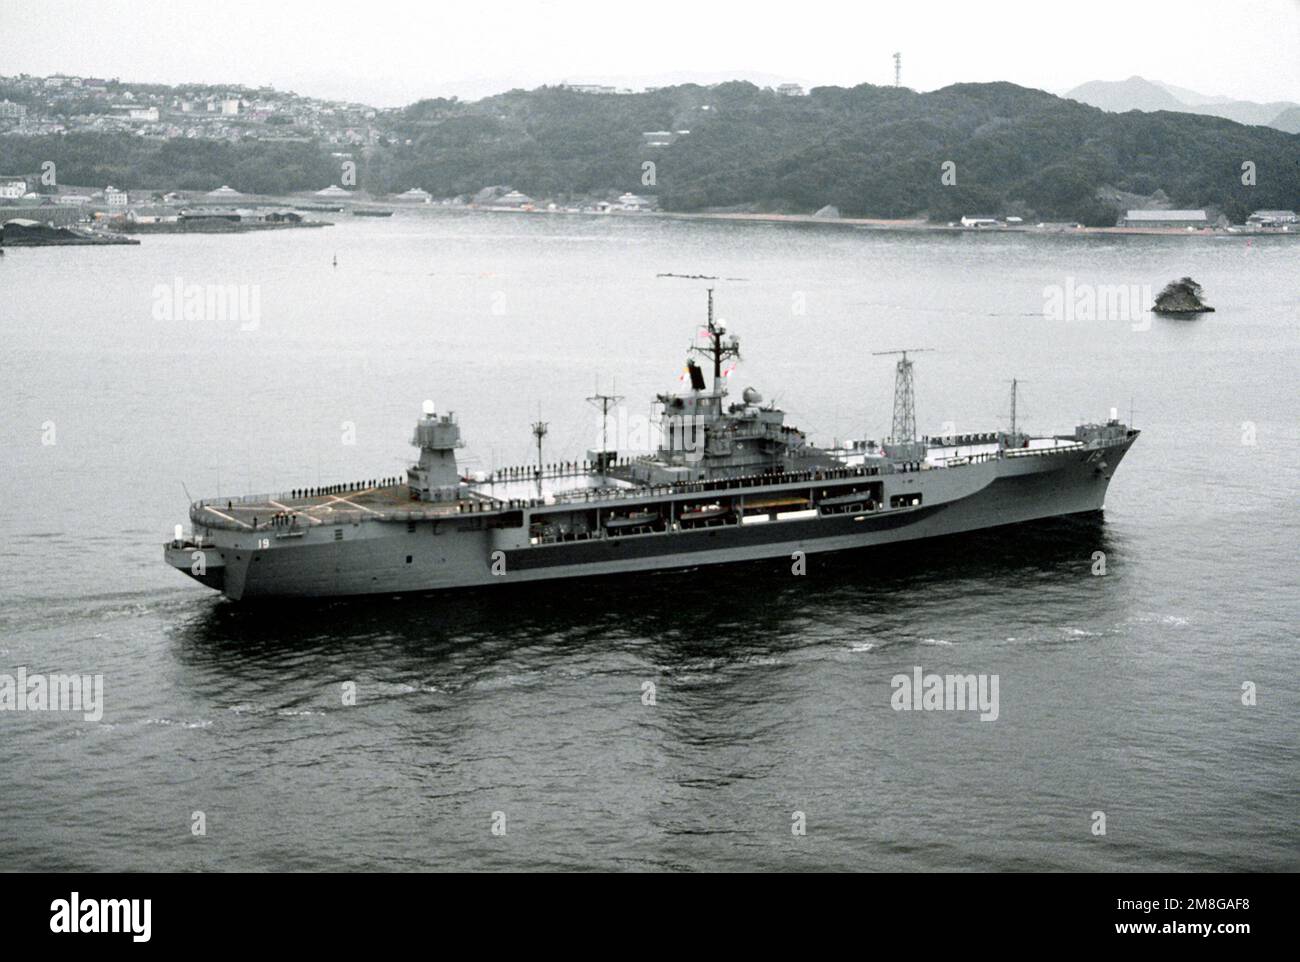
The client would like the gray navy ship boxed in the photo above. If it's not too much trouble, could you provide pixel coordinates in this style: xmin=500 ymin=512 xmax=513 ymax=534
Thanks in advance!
xmin=165 ymin=292 xmax=1138 ymax=599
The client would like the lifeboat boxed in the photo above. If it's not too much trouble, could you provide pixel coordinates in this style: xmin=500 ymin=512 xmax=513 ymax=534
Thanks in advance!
xmin=679 ymin=503 xmax=729 ymax=526
xmin=604 ymin=510 xmax=659 ymax=531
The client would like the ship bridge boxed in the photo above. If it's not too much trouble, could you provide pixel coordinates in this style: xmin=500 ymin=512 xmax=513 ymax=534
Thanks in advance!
xmin=627 ymin=289 xmax=819 ymax=485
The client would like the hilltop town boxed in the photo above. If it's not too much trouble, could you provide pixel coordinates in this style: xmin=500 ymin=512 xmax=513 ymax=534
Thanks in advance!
xmin=0 ymin=73 xmax=393 ymax=145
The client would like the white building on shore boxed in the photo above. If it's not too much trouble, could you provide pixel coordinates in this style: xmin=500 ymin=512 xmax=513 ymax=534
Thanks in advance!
xmin=618 ymin=192 xmax=654 ymax=211
xmin=1245 ymin=209 xmax=1296 ymax=228
xmin=1119 ymin=209 xmax=1208 ymax=229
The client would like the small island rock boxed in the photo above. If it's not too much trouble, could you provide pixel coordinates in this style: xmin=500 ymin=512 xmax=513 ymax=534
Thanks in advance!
xmin=1153 ymin=276 xmax=1215 ymax=314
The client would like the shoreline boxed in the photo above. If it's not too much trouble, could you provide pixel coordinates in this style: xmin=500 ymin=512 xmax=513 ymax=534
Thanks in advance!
xmin=115 ymin=220 xmax=332 ymax=235
xmin=464 ymin=204 xmax=1298 ymax=239
xmin=5 ymin=190 xmax=1294 ymax=244
xmin=0 ymin=233 xmax=140 ymax=247
xmin=329 ymin=197 xmax=1291 ymax=240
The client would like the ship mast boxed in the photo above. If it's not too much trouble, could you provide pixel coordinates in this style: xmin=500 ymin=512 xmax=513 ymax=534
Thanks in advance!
xmin=586 ymin=382 xmax=623 ymax=478
xmin=872 ymin=348 xmax=933 ymax=441
xmin=531 ymin=413 xmax=548 ymax=485
xmin=1009 ymin=378 xmax=1019 ymax=440
xmin=1004 ymin=378 xmax=1028 ymax=445
xmin=689 ymin=288 xmax=741 ymax=390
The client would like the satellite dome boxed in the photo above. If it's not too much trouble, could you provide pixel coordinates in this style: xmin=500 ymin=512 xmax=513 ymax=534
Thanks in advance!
xmin=422 ymin=399 xmax=436 ymax=416
xmin=742 ymin=387 xmax=763 ymax=405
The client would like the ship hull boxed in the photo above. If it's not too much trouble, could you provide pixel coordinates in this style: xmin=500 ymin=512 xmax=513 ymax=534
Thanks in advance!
xmin=167 ymin=438 xmax=1134 ymax=600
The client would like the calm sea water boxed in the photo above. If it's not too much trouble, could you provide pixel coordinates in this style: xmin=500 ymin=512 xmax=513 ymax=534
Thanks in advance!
xmin=1 ymin=211 xmax=1296 ymax=871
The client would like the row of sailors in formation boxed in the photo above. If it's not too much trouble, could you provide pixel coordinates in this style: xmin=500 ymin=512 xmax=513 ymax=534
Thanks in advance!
xmin=287 ymin=477 xmax=404 ymax=500
xmin=494 ymin=461 xmax=602 ymax=478
xmin=216 ymin=477 xmax=413 ymax=530
xmin=242 ymin=512 xmax=295 ymax=530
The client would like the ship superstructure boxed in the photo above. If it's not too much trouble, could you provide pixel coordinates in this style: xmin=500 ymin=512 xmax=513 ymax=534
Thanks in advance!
xmin=165 ymin=291 xmax=1138 ymax=599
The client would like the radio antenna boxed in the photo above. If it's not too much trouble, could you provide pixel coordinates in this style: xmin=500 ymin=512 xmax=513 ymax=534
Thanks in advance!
xmin=586 ymin=381 xmax=623 ymax=477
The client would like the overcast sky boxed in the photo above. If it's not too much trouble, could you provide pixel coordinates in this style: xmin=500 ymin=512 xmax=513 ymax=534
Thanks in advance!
xmin=2 ymin=0 xmax=1296 ymax=106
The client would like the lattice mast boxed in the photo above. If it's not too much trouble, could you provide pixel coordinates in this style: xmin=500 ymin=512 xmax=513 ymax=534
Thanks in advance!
xmin=872 ymin=348 xmax=932 ymax=441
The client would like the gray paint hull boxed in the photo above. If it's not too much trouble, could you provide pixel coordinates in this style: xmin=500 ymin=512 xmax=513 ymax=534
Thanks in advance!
xmin=166 ymin=439 xmax=1134 ymax=600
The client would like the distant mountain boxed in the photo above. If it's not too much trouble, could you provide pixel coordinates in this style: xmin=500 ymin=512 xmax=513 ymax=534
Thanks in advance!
xmin=1267 ymin=105 xmax=1300 ymax=135
xmin=1152 ymin=80 xmax=1235 ymax=107
xmin=1065 ymin=77 xmax=1186 ymax=113
xmin=1064 ymin=76 xmax=1300 ymax=132
xmin=1181 ymin=97 xmax=1300 ymax=128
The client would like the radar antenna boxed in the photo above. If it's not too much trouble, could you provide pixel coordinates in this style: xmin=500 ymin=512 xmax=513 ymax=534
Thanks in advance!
xmin=689 ymin=288 xmax=741 ymax=389
xmin=872 ymin=348 xmax=933 ymax=441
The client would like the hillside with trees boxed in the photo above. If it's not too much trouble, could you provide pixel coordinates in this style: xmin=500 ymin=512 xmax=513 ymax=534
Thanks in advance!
xmin=4 ymin=81 xmax=1296 ymax=224
xmin=0 ymin=131 xmax=338 ymax=196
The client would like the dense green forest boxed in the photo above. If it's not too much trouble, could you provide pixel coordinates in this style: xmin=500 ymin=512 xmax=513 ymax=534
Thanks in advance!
xmin=4 ymin=81 xmax=1296 ymax=223
xmin=0 ymin=133 xmax=337 ymax=196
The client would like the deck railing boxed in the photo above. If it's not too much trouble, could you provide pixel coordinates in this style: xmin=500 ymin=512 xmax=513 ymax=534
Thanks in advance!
xmin=187 ymin=434 xmax=1125 ymax=532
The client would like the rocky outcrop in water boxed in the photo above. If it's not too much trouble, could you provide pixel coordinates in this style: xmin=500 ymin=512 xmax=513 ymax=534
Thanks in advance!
xmin=1153 ymin=277 xmax=1214 ymax=314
